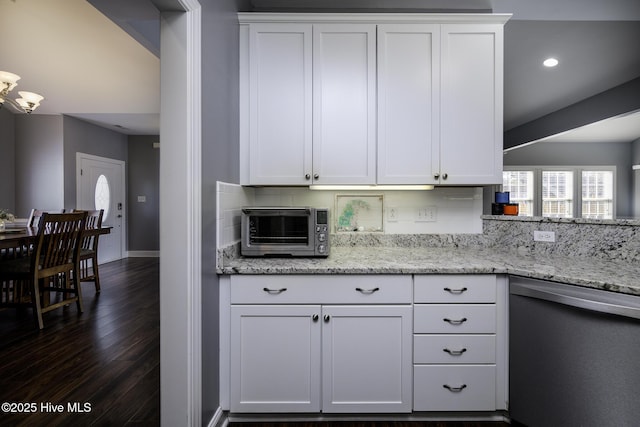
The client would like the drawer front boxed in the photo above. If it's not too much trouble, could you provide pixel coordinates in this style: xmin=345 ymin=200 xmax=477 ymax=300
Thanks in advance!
xmin=414 ymin=365 xmax=496 ymax=411
xmin=414 ymin=275 xmax=496 ymax=303
xmin=414 ymin=304 xmax=496 ymax=334
xmin=230 ymin=275 xmax=412 ymax=304
xmin=414 ymin=334 xmax=496 ymax=364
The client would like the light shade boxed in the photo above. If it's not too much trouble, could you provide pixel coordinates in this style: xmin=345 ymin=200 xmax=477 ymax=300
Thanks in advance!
xmin=0 ymin=71 xmax=21 ymax=94
xmin=543 ymin=57 xmax=559 ymax=67
xmin=0 ymin=71 xmax=43 ymax=113
xmin=16 ymin=91 xmax=44 ymax=113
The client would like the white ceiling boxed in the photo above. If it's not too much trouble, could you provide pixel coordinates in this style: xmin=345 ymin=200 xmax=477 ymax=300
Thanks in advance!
xmin=0 ymin=0 xmax=160 ymax=135
xmin=2 ymin=0 xmax=640 ymax=145
xmin=504 ymin=110 xmax=640 ymax=152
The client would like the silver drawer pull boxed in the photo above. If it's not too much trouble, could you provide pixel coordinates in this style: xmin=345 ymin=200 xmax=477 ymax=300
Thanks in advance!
xmin=356 ymin=287 xmax=380 ymax=294
xmin=443 ymin=317 xmax=468 ymax=325
xmin=444 ymin=287 xmax=468 ymax=294
xmin=443 ymin=384 xmax=467 ymax=393
xmin=443 ymin=348 xmax=467 ymax=356
xmin=263 ymin=287 xmax=287 ymax=294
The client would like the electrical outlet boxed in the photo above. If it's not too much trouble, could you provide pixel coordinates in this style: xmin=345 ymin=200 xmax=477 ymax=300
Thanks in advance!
xmin=388 ymin=206 xmax=398 ymax=222
xmin=415 ymin=206 xmax=437 ymax=222
xmin=534 ymin=230 xmax=556 ymax=242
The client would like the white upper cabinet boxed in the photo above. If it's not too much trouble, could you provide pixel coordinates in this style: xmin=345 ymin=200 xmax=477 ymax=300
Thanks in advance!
xmin=239 ymin=14 xmax=509 ymax=186
xmin=438 ymin=24 xmax=504 ymax=185
xmin=313 ymin=24 xmax=377 ymax=185
xmin=378 ymin=22 xmax=505 ymax=185
xmin=377 ymin=24 xmax=440 ymax=184
xmin=241 ymin=23 xmax=313 ymax=185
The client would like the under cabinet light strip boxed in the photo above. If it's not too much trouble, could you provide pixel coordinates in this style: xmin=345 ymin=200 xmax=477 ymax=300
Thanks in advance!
xmin=309 ymin=184 xmax=434 ymax=191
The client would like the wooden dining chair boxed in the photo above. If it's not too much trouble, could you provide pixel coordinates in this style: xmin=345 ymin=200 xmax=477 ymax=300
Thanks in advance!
xmin=27 ymin=208 xmax=65 ymax=228
xmin=73 ymin=209 xmax=104 ymax=292
xmin=0 ymin=212 xmax=87 ymax=329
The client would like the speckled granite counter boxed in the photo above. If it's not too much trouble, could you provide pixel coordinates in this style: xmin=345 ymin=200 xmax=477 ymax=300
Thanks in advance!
xmin=218 ymin=245 xmax=640 ymax=297
xmin=218 ymin=216 xmax=640 ymax=296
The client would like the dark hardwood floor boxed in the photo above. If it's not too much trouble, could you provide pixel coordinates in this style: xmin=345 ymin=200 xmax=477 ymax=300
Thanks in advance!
xmin=231 ymin=422 xmax=509 ymax=427
xmin=0 ymin=257 xmax=160 ymax=427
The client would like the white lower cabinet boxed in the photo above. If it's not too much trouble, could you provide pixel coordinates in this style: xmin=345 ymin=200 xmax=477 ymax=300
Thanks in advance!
xmin=414 ymin=365 xmax=496 ymax=411
xmin=223 ymin=274 xmax=507 ymax=414
xmin=322 ymin=305 xmax=412 ymax=413
xmin=230 ymin=305 xmax=321 ymax=413
xmin=413 ymin=274 xmax=507 ymax=412
xmin=228 ymin=275 xmax=413 ymax=413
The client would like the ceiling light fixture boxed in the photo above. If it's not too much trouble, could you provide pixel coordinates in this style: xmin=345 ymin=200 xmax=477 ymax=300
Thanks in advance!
xmin=543 ymin=57 xmax=559 ymax=68
xmin=0 ymin=71 xmax=44 ymax=114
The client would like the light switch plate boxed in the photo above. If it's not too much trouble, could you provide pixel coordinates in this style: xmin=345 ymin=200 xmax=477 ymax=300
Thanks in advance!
xmin=415 ymin=206 xmax=437 ymax=222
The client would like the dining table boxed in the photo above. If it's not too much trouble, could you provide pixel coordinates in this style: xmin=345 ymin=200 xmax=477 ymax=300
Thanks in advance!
xmin=0 ymin=225 xmax=111 ymax=253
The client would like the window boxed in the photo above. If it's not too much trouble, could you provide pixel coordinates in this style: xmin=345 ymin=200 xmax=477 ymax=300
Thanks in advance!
xmin=502 ymin=167 xmax=615 ymax=219
xmin=582 ymin=170 xmax=614 ymax=219
xmin=95 ymin=174 xmax=111 ymax=221
xmin=502 ymin=171 xmax=534 ymax=216
xmin=542 ymin=171 xmax=573 ymax=218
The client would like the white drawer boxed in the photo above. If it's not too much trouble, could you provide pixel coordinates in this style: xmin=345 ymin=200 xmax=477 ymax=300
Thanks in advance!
xmin=414 ymin=365 xmax=496 ymax=411
xmin=230 ymin=275 xmax=412 ymax=304
xmin=414 ymin=334 xmax=496 ymax=364
xmin=414 ymin=304 xmax=496 ymax=334
xmin=414 ymin=275 xmax=496 ymax=303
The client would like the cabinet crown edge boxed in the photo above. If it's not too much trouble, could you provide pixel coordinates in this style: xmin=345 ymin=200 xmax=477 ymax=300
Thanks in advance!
xmin=238 ymin=12 xmax=512 ymax=25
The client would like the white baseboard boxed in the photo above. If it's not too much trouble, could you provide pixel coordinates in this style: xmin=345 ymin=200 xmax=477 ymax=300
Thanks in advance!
xmin=207 ymin=407 xmax=227 ymax=427
xmin=127 ymin=251 xmax=160 ymax=258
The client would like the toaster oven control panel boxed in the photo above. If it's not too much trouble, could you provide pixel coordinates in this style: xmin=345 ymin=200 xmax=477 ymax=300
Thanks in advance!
xmin=315 ymin=210 xmax=329 ymax=256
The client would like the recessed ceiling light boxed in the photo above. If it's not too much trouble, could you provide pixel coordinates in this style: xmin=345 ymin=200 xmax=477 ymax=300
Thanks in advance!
xmin=543 ymin=57 xmax=559 ymax=67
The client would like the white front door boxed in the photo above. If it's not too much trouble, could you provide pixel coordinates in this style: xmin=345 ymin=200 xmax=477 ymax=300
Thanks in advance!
xmin=76 ymin=153 xmax=126 ymax=263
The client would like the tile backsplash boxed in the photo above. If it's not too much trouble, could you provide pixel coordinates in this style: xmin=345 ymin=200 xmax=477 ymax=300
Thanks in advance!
xmin=216 ymin=182 xmax=483 ymax=250
xmin=216 ymin=182 xmax=255 ymax=250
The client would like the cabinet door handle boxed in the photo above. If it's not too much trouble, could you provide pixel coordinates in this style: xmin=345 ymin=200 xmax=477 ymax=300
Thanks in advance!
xmin=355 ymin=287 xmax=380 ymax=294
xmin=324 ymin=314 xmax=330 ymax=322
xmin=443 ymin=317 xmax=467 ymax=325
xmin=314 ymin=174 xmax=319 ymax=179
xmin=263 ymin=287 xmax=287 ymax=294
xmin=444 ymin=287 xmax=468 ymax=294
xmin=443 ymin=348 xmax=467 ymax=356
xmin=434 ymin=173 xmax=440 ymax=180
xmin=312 ymin=314 xmax=319 ymax=322
xmin=443 ymin=384 xmax=467 ymax=393
xmin=442 ymin=173 xmax=448 ymax=180
xmin=305 ymin=174 xmax=311 ymax=180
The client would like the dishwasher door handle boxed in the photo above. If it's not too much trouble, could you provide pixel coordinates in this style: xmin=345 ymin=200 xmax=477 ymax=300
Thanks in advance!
xmin=511 ymin=281 xmax=640 ymax=320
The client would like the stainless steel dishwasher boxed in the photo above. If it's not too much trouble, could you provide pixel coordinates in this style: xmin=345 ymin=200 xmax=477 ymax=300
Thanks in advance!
xmin=509 ymin=277 xmax=640 ymax=427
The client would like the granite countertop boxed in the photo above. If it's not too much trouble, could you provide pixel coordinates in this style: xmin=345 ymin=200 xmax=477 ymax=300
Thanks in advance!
xmin=218 ymin=246 xmax=640 ymax=297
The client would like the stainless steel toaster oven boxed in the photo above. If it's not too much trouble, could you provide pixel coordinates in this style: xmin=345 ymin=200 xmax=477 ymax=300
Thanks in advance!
xmin=241 ymin=207 xmax=329 ymax=257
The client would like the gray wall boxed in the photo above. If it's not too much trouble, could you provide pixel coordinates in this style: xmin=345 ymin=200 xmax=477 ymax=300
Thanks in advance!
xmin=127 ymin=136 xmax=160 ymax=251
xmin=0 ymin=109 xmax=15 ymax=213
xmin=2 ymin=112 xmax=157 ymax=250
xmin=15 ymin=115 xmax=65 ymax=218
xmin=62 ymin=116 xmax=128 ymax=211
xmin=201 ymin=0 xmax=247 ymax=422
xmin=633 ymin=138 xmax=640 ymax=217
xmin=504 ymin=140 xmax=634 ymax=217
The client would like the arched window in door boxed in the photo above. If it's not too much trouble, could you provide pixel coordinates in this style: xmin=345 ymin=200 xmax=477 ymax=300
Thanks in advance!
xmin=95 ymin=174 xmax=111 ymax=221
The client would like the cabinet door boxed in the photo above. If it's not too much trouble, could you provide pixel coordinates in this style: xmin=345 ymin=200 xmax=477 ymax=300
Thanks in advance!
xmin=245 ymin=24 xmax=313 ymax=185
xmin=377 ymin=24 xmax=440 ymax=184
xmin=313 ymin=24 xmax=377 ymax=184
xmin=439 ymin=24 xmax=504 ymax=185
xmin=230 ymin=305 xmax=321 ymax=412
xmin=321 ymin=305 xmax=412 ymax=413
